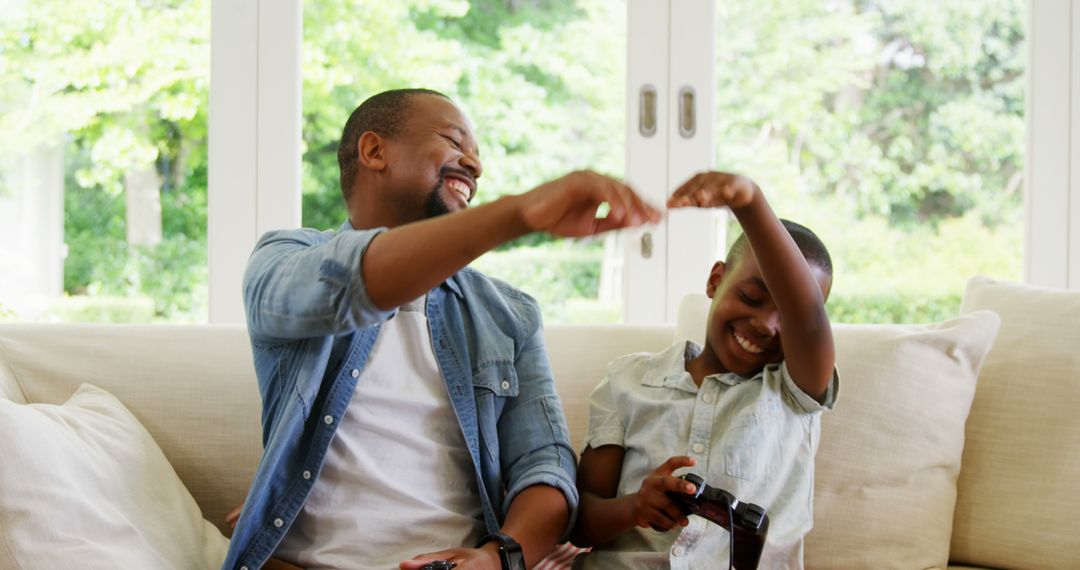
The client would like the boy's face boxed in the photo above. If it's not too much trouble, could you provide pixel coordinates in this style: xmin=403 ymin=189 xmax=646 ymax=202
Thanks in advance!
xmin=703 ymin=252 xmax=832 ymax=376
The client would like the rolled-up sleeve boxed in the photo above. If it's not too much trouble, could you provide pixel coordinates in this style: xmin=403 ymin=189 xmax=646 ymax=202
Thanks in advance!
xmin=243 ymin=227 xmax=397 ymax=344
xmin=498 ymin=326 xmax=579 ymax=537
xmin=778 ymin=361 xmax=840 ymax=413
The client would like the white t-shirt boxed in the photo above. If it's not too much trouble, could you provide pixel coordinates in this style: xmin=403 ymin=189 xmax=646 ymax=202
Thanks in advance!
xmin=276 ymin=296 xmax=485 ymax=569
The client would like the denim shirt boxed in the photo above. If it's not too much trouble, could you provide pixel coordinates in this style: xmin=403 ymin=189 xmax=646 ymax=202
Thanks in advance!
xmin=222 ymin=222 xmax=579 ymax=570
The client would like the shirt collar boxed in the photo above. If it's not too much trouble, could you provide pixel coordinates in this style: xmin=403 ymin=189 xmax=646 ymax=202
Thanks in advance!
xmin=339 ymin=219 xmax=465 ymax=301
xmin=668 ymin=339 xmax=756 ymax=387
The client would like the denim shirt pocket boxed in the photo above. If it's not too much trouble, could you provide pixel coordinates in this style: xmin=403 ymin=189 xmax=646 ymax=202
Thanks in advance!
xmin=723 ymin=399 xmax=783 ymax=481
xmin=473 ymin=361 xmax=519 ymax=467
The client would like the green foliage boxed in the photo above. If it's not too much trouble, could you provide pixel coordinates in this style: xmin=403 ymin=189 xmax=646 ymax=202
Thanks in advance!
xmin=471 ymin=242 xmax=613 ymax=322
xmin=3 ymin=0 xmax=1026 ymax=325
xmin=828 ymin=291 xmax=962 ymax=325
xmin=46 ymin=295 xmax=156 ymax=323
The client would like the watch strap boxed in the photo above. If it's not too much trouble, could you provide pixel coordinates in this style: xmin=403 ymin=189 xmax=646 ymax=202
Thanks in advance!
xmin=477 ymin=531 xmax=525 ymax=570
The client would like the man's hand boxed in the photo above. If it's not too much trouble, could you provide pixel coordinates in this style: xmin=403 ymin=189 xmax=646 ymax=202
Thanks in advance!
xmin=630 ymin=455 xmax=698 ymax=532
xmin=517 ymin=170 xmax=661 ymax=237
xmin=399 ymin=543 xmax=501 ymax=570
xmin=667 ymin=171 xmax=757 ymax=210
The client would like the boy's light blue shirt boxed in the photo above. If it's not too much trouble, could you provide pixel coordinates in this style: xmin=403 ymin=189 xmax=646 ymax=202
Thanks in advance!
xmin=576 ymin=341 xmax=838 ymax=570
xmin=223 ymin=221 xmax=579 ymax=570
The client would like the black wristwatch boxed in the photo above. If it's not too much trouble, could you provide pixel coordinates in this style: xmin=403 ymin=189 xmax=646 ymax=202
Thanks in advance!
xmin=477 ymin=531 xmax=525 ymax=570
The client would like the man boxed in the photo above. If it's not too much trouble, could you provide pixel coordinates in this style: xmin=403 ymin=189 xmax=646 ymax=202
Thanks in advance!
xmin=223 ymin=88 xmax=660 ymax=570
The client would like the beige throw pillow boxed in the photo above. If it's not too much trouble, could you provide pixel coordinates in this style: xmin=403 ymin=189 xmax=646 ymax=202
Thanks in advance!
xmin=805 ymin=311 xmax=1000 ymax=569
xmin=0 ymin=383 xmax=228 ymax=569
xmin=949 ymin=277 xmax=1080 ymax=569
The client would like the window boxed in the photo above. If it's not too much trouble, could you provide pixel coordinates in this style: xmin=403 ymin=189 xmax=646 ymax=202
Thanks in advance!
xmin=0 ymin=0 xmax=210 ymax=323
xmin=713 ymin=0 xmax=1025 ymax=323
xmin=299 ymin=0 xmax=627 ymax=324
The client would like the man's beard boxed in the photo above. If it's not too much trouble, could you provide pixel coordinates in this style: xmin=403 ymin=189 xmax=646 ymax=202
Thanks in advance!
xmin=423 ymin=179 xmax=452 ymax=219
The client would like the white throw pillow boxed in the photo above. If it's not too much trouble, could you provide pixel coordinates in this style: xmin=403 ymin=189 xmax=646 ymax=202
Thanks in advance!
xmin=805 ymin=312 xmax=999 ymax=569
xmin=0 ymin=383 xmax=229 ymax=570
xmin=950 ymin=276 xmax=1080 ymax=569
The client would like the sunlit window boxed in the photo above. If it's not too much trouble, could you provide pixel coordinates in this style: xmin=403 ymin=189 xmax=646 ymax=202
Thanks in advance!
xmin=300 ymin=0 xmax=626 ymax=324
xmin=714 ymin=0 xmax=1024 ymax=323
xmin=0 ymin=0 xmax=210 ymax=323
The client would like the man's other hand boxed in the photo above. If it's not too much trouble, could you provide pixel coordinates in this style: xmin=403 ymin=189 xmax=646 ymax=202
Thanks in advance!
xmin=400 ymin=543 xmax=502 ymax=570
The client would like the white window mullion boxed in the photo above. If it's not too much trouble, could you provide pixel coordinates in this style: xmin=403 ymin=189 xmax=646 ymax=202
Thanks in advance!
xmin=209 ymin=0 xmax=259 ymax=324
xmin=209 ymin=0 xmax=301 ymax=324
xmin=1026 ymin=0 xmax=1076 ymax=289
xmin=1071 ymin=0 xmax=1080 ymax=288
xmin=624 ymin=0 xmax=672 ymax=323
xmin=666 ymin=0 xmax=717 ymax=321
xmin=256 ymin=0 xmax=303 ymax=237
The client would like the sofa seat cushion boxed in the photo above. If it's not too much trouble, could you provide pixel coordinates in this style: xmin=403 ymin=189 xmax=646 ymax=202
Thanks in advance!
xmin=950 ymin=277 xmax=1080 ymax=569
xmin=0 ymin=383 xmax=229 ymax=569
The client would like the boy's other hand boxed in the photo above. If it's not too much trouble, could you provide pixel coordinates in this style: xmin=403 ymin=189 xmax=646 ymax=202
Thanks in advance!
xmin=667 ymin=171 xmax=757 ymax=210
xmin=632 ymin=455 xmax=697 ymax=532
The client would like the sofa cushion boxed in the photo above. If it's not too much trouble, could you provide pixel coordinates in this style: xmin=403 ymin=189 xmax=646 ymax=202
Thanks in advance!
xmin=0 ymin=383 xmax=229 ymax=569
xmin=806 ymin=311 xmax=999 ymax=569
xmin=0 ymin=323 xmax=262 ymax=532
xmin=950 ymin=276 xmax=1080 ymax=568
xmin=674 ymin=293 xmax=1000 ymax=569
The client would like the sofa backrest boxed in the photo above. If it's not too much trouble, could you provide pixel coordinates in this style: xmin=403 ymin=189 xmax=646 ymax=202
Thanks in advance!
xmin=0 ymin=321 xmax=676 ymax=534
xmin=0 ymin=323 xmax=264 ymax=533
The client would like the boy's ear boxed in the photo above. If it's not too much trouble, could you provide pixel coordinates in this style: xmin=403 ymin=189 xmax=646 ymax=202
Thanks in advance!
xmin=357 ymin=131 xmax=388 ymax=171
xmin=705 ymin=261 xmax=726 ymax=299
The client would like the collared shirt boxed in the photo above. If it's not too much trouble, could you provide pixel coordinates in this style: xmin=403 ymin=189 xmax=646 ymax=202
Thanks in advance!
xmin=575 ymin=341 xmax=838 ymax=570
xmin=223 ymin=221 xmax=578 ymax=570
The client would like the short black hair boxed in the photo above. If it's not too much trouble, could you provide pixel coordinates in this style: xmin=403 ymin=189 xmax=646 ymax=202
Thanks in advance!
xmin=337 ymin=88 xmax=450 ymax=202
xmin=725 ymin=219 xmax=833 ymax=278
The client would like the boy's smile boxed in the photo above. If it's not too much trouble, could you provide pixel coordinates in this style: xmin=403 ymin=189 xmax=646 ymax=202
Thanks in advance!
xmin=699 ymin=251 xmax=831 ymax=379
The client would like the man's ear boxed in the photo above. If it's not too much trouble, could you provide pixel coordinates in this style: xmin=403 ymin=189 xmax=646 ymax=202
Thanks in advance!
xmin=357 ymin=131 xmax=387 ymax=171
xmin=705 ymin=260 xmax=726 ymax=298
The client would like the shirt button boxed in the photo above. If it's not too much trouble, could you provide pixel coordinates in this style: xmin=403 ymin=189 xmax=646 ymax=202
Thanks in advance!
xmin=693 ymin=443 xmax=705 ymax=453
xmin=324 ymin=415 xmax=334 ymax=425
xmin=351 ymin=368 xmax=360 ymax=378
xmin=241 ymin=566 xmax=249 ymax=570
xmin=302 ymin=470 xmax=312 ymax=480
xmin=273 ymin=518 xmax=284 ymax=528
xmin=500 ymin=380 xmax=510 ymax=390
xmin=702 ymin=393 xmax=713 ymax=403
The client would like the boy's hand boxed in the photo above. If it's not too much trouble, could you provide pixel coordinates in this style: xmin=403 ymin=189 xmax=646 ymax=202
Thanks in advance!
xmin=667 ymin=171 xmax=757 ymax=210
xmin=630 ymin=455 xmax=698 ymax=532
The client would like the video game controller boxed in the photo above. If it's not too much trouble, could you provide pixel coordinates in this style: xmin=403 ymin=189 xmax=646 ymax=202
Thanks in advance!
xmin=419 ymin=561 xmax=456 ymax=570
xmin=666 ymin=473 xmax=769 ymax=570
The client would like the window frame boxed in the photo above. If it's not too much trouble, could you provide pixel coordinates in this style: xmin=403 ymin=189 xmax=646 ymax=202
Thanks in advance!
xmin=206 ymin=0 xmax=1077 ymax=324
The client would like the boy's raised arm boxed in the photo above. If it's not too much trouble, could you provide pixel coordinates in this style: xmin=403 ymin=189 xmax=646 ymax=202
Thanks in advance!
xmin=668 ymin=172 xmax=834 ymax=400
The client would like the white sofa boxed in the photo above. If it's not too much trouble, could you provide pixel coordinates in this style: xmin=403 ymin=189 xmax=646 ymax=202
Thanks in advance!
xmin=1 ymin=276 xmax=1078 ymax=569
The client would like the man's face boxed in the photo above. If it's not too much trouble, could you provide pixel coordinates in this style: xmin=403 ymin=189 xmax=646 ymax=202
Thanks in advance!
xmin=703 ymin=252 xmax=832 ymax=376
xmin=380 ymin=94 xmax=483 ymax=224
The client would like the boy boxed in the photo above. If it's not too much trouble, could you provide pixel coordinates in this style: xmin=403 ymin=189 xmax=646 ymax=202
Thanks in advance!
xmin=570 ymin=172 xmax=837 ymax=569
